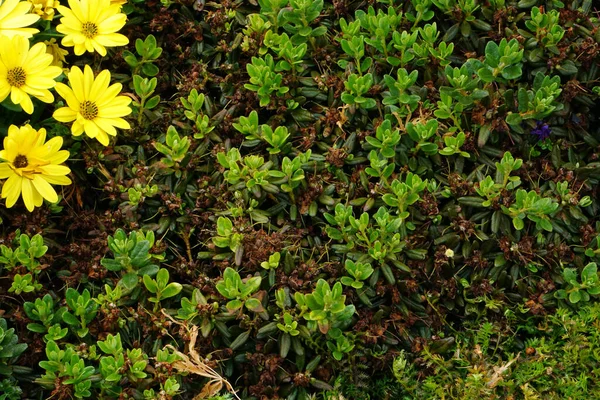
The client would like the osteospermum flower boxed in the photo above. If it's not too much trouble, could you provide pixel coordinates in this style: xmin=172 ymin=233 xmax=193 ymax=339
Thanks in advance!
xmin=28 ymin=0 xmax=59 ymax=20
xmin=56 ymin=0 xmax=129 ymax=56
xmin=0 ymin=124 xmax=71 ymax=211
xmin=53 ymin=65 xmax=132 ymax=146
xmin=0 ymin=0 xmax=39 ymax=38
xmin=0 ymin=35 xmax=63 ymax=114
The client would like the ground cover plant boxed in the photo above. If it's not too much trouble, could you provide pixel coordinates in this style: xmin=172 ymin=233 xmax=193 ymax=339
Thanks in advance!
xmin=0 ymin=0 xmax=599 ymax=398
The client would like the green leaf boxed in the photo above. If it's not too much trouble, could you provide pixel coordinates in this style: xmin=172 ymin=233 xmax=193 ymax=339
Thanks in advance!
xmin=569 ymin=290 xmax=582 ymax=304
xmin=101 ymin=258 xmax=123 ymax=272
xmin=161 ymin=283 xmax=182 ymax=299
xmin=226 ymin=299 xmax=243 ymax=311
xmin=120 ymin=273 xmax=139 ymax=290
xmin=245 ymin=298 xmax=264 ymax=312
xmin=477 ymin=67 xmax=494 ymax=83
xmin=143 ymin=275 xmax=158 ymax=293
xmin=501 ymin=65 xmax=522 ymax=80
xmin=27 ymin=323 xmax=46 ymax=333
xmin=554 ymin=289 xmax=567 ymax=299
xmin=230 ymin=330 xmax=250 ymax=350
xmin=156 ymin=268 xmax=169 ymax=288
xmin=512 ymin=217 xmax=524 ymax=230
xmin=62 ymin=311 xmax=79 ymax=326
xmin=145 ymin=94 xmax=161 ymax=109
xmin=141 ymin=63 xmax=160 ymax=77
xmin=581 ymin=263 xmax=598 ymax=283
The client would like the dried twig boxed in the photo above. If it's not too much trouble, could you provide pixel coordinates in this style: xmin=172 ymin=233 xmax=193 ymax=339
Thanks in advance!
xmin=487 ymin=353 xmax=520 ymax=388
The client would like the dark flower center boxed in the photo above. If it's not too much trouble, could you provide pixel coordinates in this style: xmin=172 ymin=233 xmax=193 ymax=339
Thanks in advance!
xmin=13 ymin=154 xmax=28 ymax=168
xmin=82 ymin=22 xmax=99 ymax=39
xmin=80 ymin=101 xmax=99 ymax=120
xmin=7 ymin=67 xmax=26 ymax=88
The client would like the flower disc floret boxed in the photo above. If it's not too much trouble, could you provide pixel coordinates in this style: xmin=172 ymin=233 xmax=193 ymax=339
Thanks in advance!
xmin=53 ymin=65 xmax=132 ymax=146
xmin=56 ymin=0 xmax=129 ymax=56
xmin=0 ymin=0 xmax=40 ymax=38
xmin=0 ymin=35 xmax=63 ymax=114
xmin=0 ymin=124 xmax=72 ymax=212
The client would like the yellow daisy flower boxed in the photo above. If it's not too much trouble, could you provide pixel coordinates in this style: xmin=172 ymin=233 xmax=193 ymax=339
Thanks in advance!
xmin=0 ymin=35 xmax=63 ymax=114
xmin=0 ymin=0 xmax=40 ymax=38
xmin=56 ymin=0 xmax=129 ymax=56
xmin=0 ymin=124 xmax=71 ymax=212
xmin=53 ymin=65 xmax=132 ymax=146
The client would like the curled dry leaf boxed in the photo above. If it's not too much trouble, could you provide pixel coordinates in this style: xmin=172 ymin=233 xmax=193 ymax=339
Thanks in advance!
xmin=162 ymin=310 xmax=240 ymax=400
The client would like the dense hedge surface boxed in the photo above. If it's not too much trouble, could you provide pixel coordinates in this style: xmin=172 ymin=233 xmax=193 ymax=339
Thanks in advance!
xmin=1 ymin=0 xmax=600 ymax=399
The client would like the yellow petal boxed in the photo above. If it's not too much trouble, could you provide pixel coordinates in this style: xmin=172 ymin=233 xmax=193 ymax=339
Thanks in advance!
xmin=109 ymin=117 xmax=131 ymax=129
xmin=89 ymin=69 xmax=111 ymax=101
xmin=0 ymin=82 xmax=9 ymax=102
xmin=32 ymin=175 xmax=58 ymax=203
xmin=47 ymin=149 xmax=70 ymax=165
xmin=40 ymin=164 xmax=71 ymax=176
xmin=71 ymin=120 xmax=85 ymax=136
xmin=97 ymin=105 xmax=132 ymax=118
xmin=42 ymin=174 xmax=72 ymax=185
xmin=0 ymin=163 xmax=11 ymax=179
xmin=2 ymin=174 xmax=21 ymax=208
xmin=94 ymin=82 xmax=122 ymax=105
xmin=53 ymin=107 xmax=78 ymax=122
xmin=95 ymin=33 xmax=128 ymax=47
xmin=83 ymin=65 xmax=94 ymax=98
xmin=84 ymin=119 xmax=99 ymax=138
xmin=66 ymin=66 xmax=85 ymax=101
xmin=97 ymin=13 xmax=126 ymax=34
xmin=66 ymin=0 xmax=85 ymax=21
xmin=55 ymin=82 xmax=80 ymax=109
xmin=21 ymin=177 xmax=34 ymax=211
xmin=95 ymin=130 xmax=109 ymax=146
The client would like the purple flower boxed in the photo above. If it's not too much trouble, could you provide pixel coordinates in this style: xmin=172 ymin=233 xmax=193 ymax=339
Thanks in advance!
xmin=531 ymin=121 xmax=551 ymax=141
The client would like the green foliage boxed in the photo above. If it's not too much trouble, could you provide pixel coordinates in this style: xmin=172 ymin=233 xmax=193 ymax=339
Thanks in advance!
xmin=296 ymin=279 xmax=355 ymax=334
xmin=123 ymin=34 xmax=163 ymax=77
xmin=2 ymin=0 xmax=600 ymax=399
xmin=37 ymin=341 xmax=95 ymax=398
xmin=382 ymin=68 xmax=420 ymax=115
xmin=477 ymin=38 xmax=524 ymax=83
xmin=0 ymin=232 xmax=47 ymax=274
xmin=245 ymin=54 xmax=289 ymax=107
xmin=23 ymin=294 xmax=66 ymax=336
xmin=215 ymin=267 xmax=263 ymax=313
xmin=177 ymin=288 xmax=219 ymax=337
xmin=180 ymin=89 xmax=215 ymax=139
xmin=62 ymin=288 xmax=98 ymax=338
xmin=0 ymin=319 xmax=27 ymax=375
xmin=280 ymin=0 xmax=326 ymax=43
xmin=9 ymin=273 xmax=40 ymax=294
xmin=154 ymin=125 xmax=191 ymax=176
xmin=392 ymin=304 xmax=600 ymax=399
xmin=132 ymin=75 xmax=161 ymax=125
xmin=101 ymin=229 xmax=163 ymax=291
xmin=143 ymin=268 xmax=183 ymax=310
xmin=0 ymin=378 xmax=22 ymax=400
xmin=341 ymin=260 xmax=374 ymax=289
xmin=341 ymin=73 xmax=376 ymax=109
xmin=555 ymin=263 xmax=600 ymax=304
xmin=502 ymin=189 xmax=559 ymax=231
